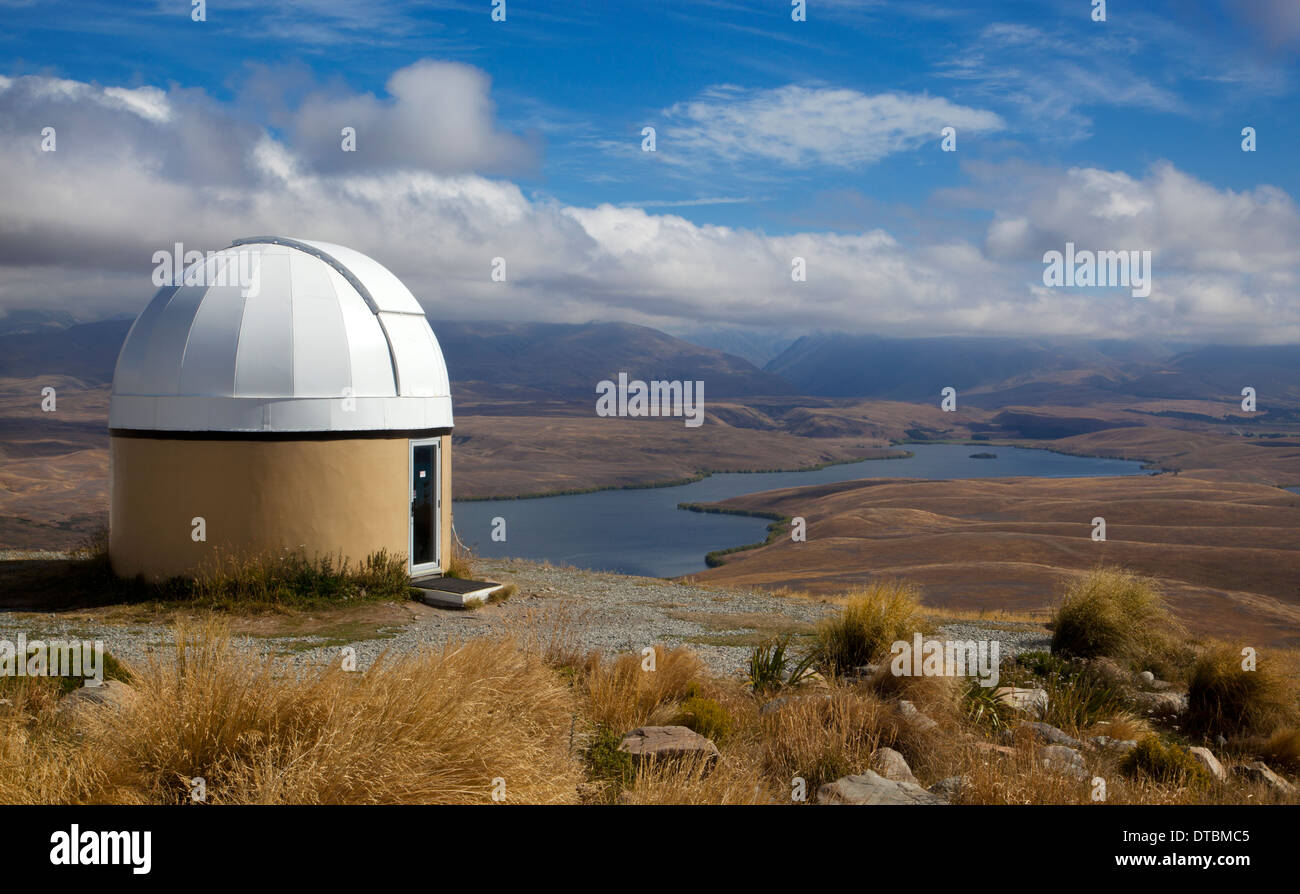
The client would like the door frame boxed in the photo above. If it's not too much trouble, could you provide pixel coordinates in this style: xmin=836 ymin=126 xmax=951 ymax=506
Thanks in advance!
xmin=408 ymin=437 xmax=442 ymax=576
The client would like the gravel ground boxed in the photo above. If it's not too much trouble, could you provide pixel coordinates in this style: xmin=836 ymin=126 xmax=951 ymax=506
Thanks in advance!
xmin=0 ymin=557 xmax=1051 ymax=678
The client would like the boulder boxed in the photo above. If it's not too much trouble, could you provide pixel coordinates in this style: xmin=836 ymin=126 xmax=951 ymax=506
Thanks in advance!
xmin=968 ymin=741 xmax=1017 ymax=758
xmin=1089 ymin=735 xmax=1137 ymax=755
xmin=1130 ymin=691 xmax=1188 ymax=716
xmin=993 ymin=687 xmax=1049 ymax=716
xmin=929 ymin=776 xmax=967 ymax=800
xmin=816 ymin=771 xmax=946 ymax=805
xmin=1018 ymin=721 xmax=1085 ymax=750
xmin=1037 ymin=744 xmax=1088 ymax=780
xmin=871 ymin=747 xmax=918 ymax=784
xmin=897 ymin=699 xmax=940 ymax=733
xmin=1137 ymin=670 xmax=1156 ymax=685
xmin=758 ymin=692 xmax=831 ymax=717
xmin=1233 ymin=761 xmax=1295 ymax=796
xmin=618 ymin=726 xmax=719 ymax=766
xmin=1187 ymin=747 xmax=1227 ymax=783
xmin=1085 ymin=657 xmax=1130 ymax=686
xmin=58 ymin=679 xmax=135 ymax=721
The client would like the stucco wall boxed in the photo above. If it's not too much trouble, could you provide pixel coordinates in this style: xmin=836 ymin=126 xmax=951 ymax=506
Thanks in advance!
xmin=110 ymin=434 xmax=451 ymax=581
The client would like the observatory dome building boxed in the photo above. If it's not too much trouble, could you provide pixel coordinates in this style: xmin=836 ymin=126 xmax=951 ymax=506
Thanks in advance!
xmin=109 ymin=236 xmax=452 ymax=580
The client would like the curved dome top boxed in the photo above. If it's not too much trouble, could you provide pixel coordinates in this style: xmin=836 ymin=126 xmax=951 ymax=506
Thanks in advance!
xmin=110 ymin=237 xmax=452 ymax=433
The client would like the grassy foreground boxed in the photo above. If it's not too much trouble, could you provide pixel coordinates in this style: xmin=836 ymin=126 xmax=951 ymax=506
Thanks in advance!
xmin=1 ymin=569 xmax=1297 ymax=805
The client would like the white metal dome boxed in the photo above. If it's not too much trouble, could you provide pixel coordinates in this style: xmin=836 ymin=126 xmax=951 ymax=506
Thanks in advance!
xmin=110 ymin=237 xmax=452 ymax=433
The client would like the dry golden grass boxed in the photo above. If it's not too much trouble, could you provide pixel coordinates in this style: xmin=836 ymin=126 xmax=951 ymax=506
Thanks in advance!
xmin=1186 ymin=644 xmax=1299 ymax=739
xmin=1050 ymin=567 xmax=1191 ymax=677
xmin=4 ymin=574 xmax=1298 ymax=806
xmin=0 ymin=619 xmax=580 ymax=804
xmin=577 ymin=645 xmax=705 ymax=732
xmin=814 ymin=579 xmax=929 ymax=673
xmin=620 ymin=752 xmax=774 ymax=805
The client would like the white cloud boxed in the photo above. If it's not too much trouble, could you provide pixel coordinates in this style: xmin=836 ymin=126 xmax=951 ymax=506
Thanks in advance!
xmin=288 ymin=60 xmax=535 ymax=175
xmin=662 ymin=84 xmax=1004 ymax=168
xmin=1 ymin=70 xmax=1298 ymax=344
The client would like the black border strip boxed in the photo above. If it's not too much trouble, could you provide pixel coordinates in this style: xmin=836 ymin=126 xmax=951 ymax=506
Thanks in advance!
xmin=109 ymin=427 xmax=452 ymax=441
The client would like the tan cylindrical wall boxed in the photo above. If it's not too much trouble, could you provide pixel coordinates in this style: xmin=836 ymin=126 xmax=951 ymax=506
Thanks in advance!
xmin=110 ymin=434 xmax=453 ymax=581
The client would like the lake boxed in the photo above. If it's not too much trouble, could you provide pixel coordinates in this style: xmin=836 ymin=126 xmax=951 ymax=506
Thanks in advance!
xmin=452 ymin=443 xmax=1150 ymax=577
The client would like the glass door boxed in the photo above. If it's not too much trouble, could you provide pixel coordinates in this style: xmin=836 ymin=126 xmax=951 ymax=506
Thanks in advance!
xmin=409 ymin=439 xmax=440 ymax=575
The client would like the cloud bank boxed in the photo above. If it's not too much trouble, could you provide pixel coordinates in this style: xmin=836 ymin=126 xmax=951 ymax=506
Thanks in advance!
xmin=0 ymin=63 xmax=1297 ymax=343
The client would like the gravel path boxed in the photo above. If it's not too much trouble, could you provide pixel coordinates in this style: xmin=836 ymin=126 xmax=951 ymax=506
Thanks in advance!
xmin=0 ymin=557 xmax=1051 ymax=678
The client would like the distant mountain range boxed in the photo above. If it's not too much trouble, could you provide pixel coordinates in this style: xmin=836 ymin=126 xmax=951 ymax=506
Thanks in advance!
xmin=1 ymin=310 xmax=1295 ymax=408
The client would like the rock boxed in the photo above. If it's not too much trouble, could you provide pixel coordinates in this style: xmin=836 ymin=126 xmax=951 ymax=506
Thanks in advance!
xmin=871 ymin=747 xmax=918 ymax=784
xmin=1090 ymin=735 xmax=1137 ymax=754
xmin=1037 ymin=744 xmax=1088 ymax=780
xmin=816 ymin=771 xmax=946 ymax=805
xmin=1130 ymin=691 xmax=1188 ymax=716
xmin=1138 ymin=670 xmax=1156 ymax=685
xmin=758 ymin=692 xmax=831 ymax=716
xmin=58 ymin=679 xmax=135 ymax=720
xmin=1018 ymin=721 xmax=1085 ymax=750
xmin=1233 ymin=761 xmax=1296 ymax=796
xmin=929 ymin=776 xmax=967 ymax=800
xmin=1085 ymin=657 xmax=1130 ymax=686
xmin=897 ymin=699 xmax=939 ymax=733
xmin=993 ymin=687 xmax=1048 ymax=717
xmin=1187 ymin=747 xmax=1227 ymax=783
xmin=968 ymin=741 xmax=1017 ymax=758
xmin=852 ymin=664 xmax=882 ymax=679
xmin=618 ymin=726 xmax=719 ymax=766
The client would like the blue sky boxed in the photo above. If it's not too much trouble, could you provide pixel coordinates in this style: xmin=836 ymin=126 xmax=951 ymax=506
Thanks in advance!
xmin=1 ymin=0 xmax=1299 ymax=341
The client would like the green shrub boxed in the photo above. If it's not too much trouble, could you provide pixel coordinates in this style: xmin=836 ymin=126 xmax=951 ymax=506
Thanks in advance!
xmin=815 ymin=580 xmax=926 ymax=674
xmin=1186 ymin=646 xmax=1296 ymax=739
xmin=675 ymin=696 xmax=734 ymax=743
xmin=190 ymin=549 xmax=411 ymax=608
xmin=583 ymin=725 xmax=635 ymax=795
xmin=1049 ymin=568 xmax=1187 ymax=674
xmin=1120 ymin=736 xmax=1210 ymax=786
xmin=0 ymin=643 xmax=131 ymax=696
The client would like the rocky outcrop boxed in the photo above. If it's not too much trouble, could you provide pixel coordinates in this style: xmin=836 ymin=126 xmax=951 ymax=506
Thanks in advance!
xmin=929 ymin=776 xmax=967 ymax=799
xmin=816 ymin=771 xmax=946 ymax=805
xmin=870 ymin=747 xmax=918 ymax=784
xmin=1018 ymin=721 xmax=1085 ymax=750
xmin=618 ymin=726 xmax=719 ymax=766
xmin=897 ymin=699 xmax=940 ymax=733
xmin=1187 ymin=747 xmax=1227 ymax=783
xmin=1232 ymin=761 xmax=1295 ymax=796
xmin=1130 ymin=690 xmax=1188 ymax=716
xmin=994 ymin=687 xmax=1048 ymax=716
xmin=1037 ymin=744 xmax=1088 ymax=780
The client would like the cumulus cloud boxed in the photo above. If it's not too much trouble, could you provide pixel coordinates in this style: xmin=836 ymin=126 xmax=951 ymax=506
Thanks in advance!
xmin=288 ymin=60 xmax=535 ymax=174
xmin=0 ymin=68 xmax=1297 ymax=343
xmin=662 ymin=84 xmax=1004 ymax=168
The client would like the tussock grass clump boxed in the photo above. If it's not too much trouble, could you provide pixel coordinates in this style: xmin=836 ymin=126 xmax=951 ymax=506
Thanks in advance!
xmin=620 ymin=753 xmax=772 ymax=805
xmin=1049 ymin=568 xmax=1188 ymax=675
xmin=815 ymin=580 xmax=927 ymax=674
xmin=189 ymin=549 xmax=411 ymax=609
xmin=759 ymin=689 xmax=892 ymax=790
xmin=1120 ymin=736 xmax=1210 ymax=787
xmin=443 ymin=540 xmax=476 ymax=580
xmin=1257 ymin=728 xmax=1300 ymax=771
xmin=576 ymin=645 xmax=705 ymax=733
xmin=1186 ymin=646 xmax=1297 ymax=739
xmin=75 ymin=620 xmax=579 ymax=804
